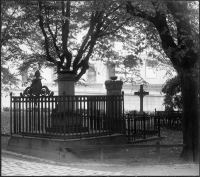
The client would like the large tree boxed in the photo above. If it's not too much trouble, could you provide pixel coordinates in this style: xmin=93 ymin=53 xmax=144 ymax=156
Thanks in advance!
xmin=31 ymin=1 xmax=132 ymax=82
xmin=1 ymin=1 xmax=150 ymax=84
xmin=126 ymin=1 xmax=199 ymax=162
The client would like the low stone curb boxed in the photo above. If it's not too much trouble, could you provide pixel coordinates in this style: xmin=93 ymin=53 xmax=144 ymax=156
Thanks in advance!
xmin=2 ymin=150 xmax=125 ymax=167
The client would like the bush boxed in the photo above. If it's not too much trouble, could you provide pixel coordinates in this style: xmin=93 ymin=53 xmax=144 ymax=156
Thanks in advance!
xmin=161 ymin=75 xmax=182 ymax=111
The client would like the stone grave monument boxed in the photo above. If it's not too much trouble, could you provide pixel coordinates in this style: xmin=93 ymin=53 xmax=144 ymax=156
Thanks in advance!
xmin=105 ymin=76 xmax=124 ymax=132
xmin=49 ymin=70 xmax=86 ymax=133
xmin=134 ymin=85 xmax=152 ymax=131
xmin=134 ymin=85 xmax=149 ymax=114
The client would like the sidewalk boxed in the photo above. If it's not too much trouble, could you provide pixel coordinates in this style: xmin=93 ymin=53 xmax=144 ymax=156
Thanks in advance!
xmin=2 ymin=150 xmax=199 ymax=176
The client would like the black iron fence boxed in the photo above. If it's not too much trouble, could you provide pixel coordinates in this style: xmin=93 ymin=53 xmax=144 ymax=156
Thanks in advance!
xmin=155 ymin=109 xmax=182 ymax=130
xmin=125 ymin=112 xmax=160 ymax=143
xmin=10 ymin=91 xmax=161 ymax=141
xmin=10 ymin=92 xmax=125 ymax=139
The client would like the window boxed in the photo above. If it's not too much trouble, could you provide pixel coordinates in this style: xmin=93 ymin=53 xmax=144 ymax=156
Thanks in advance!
xmin=87 ymin=65 xmax=96 ymax=82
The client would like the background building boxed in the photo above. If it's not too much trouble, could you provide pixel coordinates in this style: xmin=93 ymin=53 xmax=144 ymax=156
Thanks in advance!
xmin=2 ymin=29 xmax=175 ymax=112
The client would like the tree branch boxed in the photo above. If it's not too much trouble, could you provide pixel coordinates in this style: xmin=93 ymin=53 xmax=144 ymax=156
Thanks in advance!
xmin=61 ymin=1 xmax=72 ymax=70
xmin=99 ymin=17 xmax=131 ymax=38
xmin=75 ymin=60 xmax=89 ymax=82
xmin=46 ymin=22 xmax=61 ymax=59
xmin=104 ymin=2 xmax=124 ymax=19
xmin=38 ymin=2 xmax=58 ymax=65
xmin=73 ymin=12 xmax=96 ymax=71
xmin=75 ymin=36 xmax=97 ymax=81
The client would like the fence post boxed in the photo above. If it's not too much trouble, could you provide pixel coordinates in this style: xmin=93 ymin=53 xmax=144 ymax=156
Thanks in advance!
xmin=10 ymin=92 xmax=13 ymax=135
xmin=100 ymin=141 xmax=104 ymax=162
xmin=156 ymin=141 xmax=160 ymax=161
xmin=63 ymin=91 xmax=66 ymax=139
xmin=143 ymin=112 xmax=146 ymax=139
xmin=120 ymin=91 xmax=126 ymax=133
xmin=134 ymin=111 xmax=136 ymax=140
xmin=128 ymin=113 xmax=130 ymax=142
xmin=13 ymin=97 xmax=16 ymax=133
xmin=158 ymin=114 xmax=161 ymax=137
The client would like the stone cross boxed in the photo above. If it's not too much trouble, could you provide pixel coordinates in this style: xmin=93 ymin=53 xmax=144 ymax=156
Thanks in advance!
xmin=134 ymin=85 xmax=149 ymax=113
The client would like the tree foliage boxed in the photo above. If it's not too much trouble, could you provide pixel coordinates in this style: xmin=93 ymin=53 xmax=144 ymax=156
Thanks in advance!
xmin=116 ymin=54 xmax=148 ymax=85
xmin=30 ymin=1 xmax=133 ymax=82
xmin=1 ymin=65 xmax=20 ymax=94
xmin=1 ymin=1 xmax=49 ymax=91
xmin=1 ymin=1 xmax=24 ymax=92
xmin=1 ymin=1 xmax=163 ymax=86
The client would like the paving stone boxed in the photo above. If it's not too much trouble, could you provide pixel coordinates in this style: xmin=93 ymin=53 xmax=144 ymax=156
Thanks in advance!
xmin=2 ymin=150 xmax=199 ymax=176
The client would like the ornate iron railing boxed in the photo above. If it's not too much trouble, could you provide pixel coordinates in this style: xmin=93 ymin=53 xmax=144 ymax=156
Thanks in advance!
xmin=10 ymin=91 xmax=125 ymax=139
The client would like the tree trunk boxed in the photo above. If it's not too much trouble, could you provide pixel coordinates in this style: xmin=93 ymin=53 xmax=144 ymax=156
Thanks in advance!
xmin=180 ymin=70 xmax=199 ymax=162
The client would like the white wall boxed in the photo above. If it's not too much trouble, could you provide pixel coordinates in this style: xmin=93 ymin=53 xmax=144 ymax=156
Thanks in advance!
xmin=124 ymin=94 xmax=165 ymax=112
xmin=2 ymin=84 xmax=165 ymax=112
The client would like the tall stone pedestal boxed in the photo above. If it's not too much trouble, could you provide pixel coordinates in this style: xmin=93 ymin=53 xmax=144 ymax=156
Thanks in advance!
xmin=105 ymin=76 xmax=123 ymax=96
xmin=46 ymin=71 xmax=88 ymax=133
xmin=104 ymin=77 xmax=124 ymax=132
xmin=57 ymin=70 xmax=75 ymax=112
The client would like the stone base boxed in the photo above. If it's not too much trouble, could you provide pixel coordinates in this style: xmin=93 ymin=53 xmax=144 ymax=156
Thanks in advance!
xmin=7 ymin=134 xmax=127 ymax=162
xmin=51 ymin=112 xmax=82 ymax=127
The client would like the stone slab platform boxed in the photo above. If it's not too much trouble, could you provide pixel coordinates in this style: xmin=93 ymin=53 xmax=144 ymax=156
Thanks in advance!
xmin=7 ymin=134 xmax=127 ymax=162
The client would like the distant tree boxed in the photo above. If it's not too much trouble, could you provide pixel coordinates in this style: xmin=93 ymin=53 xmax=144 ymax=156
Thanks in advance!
xmin=126 ymin=1 xmax=199 ymax=161
xmin=1 ymin=1 xmax=48 ymax=89
xmin=1 ymin=66 xmax=20 ymax=94
xmin=1 ymin=1 xmax=23 ymax=91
